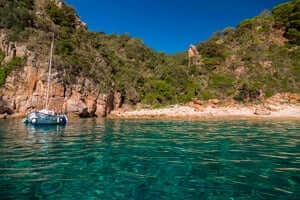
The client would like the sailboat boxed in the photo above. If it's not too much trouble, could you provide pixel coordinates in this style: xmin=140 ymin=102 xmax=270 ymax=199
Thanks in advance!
xmin=23 ymin=34 xmax=68 ymax=125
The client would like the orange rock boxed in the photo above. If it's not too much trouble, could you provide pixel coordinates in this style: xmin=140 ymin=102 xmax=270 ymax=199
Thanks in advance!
xmin=187 ymin=101 xmax=194 ymax=107
xmin=187 ymin=101 xmax=203 ymax=111
xmin=223 ymin=99 xmax=236 ymax=107
xmin=192 ymin=98 xmax=204 ymax=105
xmin=266 ymin=93 xmax=300 ymax=105
xmin=193 ymin=104 xmax=203 ymax=112
xmin=264 ymin=105 xmax=279 ymax=112
xmin=254 ymin=108 xmax=271 ymax=115
xmin=209 ymin=99 xmax=220 ymax=105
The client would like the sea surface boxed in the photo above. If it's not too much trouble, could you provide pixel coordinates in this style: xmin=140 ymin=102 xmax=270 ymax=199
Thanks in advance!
xmin=0 ymin=119 xmax=299 ymax=200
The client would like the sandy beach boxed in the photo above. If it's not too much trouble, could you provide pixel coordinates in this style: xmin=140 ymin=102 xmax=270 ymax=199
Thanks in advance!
xmin=109 ymin=104 xmax=300 ymax=120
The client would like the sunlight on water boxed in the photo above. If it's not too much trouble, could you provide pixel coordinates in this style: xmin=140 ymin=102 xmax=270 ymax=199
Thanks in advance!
xmin=0 ymin=119 xmax=299 ymax=199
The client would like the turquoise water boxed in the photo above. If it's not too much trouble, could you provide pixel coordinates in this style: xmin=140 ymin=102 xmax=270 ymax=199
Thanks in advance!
xmin=0 ymin=119 xmax=299 ymax=199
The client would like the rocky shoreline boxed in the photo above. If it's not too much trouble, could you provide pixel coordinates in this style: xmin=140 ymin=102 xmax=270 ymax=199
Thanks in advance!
xmin=109 ymin=94 xmax=300 ymax=120
xmin=1 ymin=93 xmax=300 ymax=121
xmin=0 ymin=29 xmax=122 ymax=119
xmin=109 ymin=104 xmax=300 ymax=120
xmin=2 ymin=105 xmax=300 ymax=121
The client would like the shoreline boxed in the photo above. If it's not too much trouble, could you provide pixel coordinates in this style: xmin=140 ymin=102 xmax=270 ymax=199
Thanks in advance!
xmin=2 ymin=104 xmax=300 ymax=121
xmin=108 ymin=104 xmax=300 ymax=121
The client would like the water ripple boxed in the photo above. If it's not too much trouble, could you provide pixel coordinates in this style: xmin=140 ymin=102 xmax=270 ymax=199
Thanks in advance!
xmin=0 ymin=119 xmax=299 ymax=199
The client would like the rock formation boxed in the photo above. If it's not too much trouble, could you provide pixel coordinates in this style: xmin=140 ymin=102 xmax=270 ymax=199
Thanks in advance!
xmin=0 ymin=32 xmax=117 ymax=118
xmin=188 ymin=44 xmax=203 ymax=67
xmin=188 ymin=45 xmax=198 ymax=67
xmin=254 ymin=107 xmax=271 ymax=116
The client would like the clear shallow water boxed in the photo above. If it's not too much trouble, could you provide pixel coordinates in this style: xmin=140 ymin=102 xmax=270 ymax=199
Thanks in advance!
xmin=0 ymin=119 xmax=299 ymax=200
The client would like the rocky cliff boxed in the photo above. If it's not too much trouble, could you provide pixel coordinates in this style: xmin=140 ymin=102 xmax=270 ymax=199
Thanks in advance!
xmin=0 ymin=30 xmax=120 ymax=117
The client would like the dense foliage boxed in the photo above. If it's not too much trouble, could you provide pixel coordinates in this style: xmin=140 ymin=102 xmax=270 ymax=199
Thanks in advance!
xmin=0 ymin=51 xmax=24 ymax=85
xmin=0 ymin=0 xmax=299 ymax=106
xmin=273 ymin=0 xmax=300 ymax=44
xmin=0 ymin=0 xmax=34 ymax=29
xmin=45 ymin=0 xmax=77 ymax=36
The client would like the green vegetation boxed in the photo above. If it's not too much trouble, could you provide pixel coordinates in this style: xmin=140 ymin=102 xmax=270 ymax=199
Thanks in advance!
xmin=188 ymin=0 xmax=300 ymax=103
xmin=0 ymin=51 xmax=6 ymax=85
xmin=46 ymin=1 xmax=76 ymax=28
xmin=273 ymin=0 xmax=300 ymax=44
xmin=0 ymin=51 xmax=24 ymax=85
xmin=0 ymin=0 xmax=299 ymax=106
xmin=45 ymin=0 xmax=77 ymax=36
xmin=0 ymin=0 xmax=34 ymax=30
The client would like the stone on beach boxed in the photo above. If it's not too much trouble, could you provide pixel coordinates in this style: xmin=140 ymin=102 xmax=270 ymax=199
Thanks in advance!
xmin=254 ymin=108 xmax=271 ymax=116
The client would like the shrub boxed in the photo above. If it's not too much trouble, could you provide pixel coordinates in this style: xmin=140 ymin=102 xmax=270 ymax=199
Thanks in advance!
xmin=7 ymin=27 xmax=23 ymax=42
xmin=142 ymin=79 xmax=176 ymax=105
xmin=200 ymin=91 xmax=215 ymax=100
xmin=0 ymin=51 xmax=5 ymax=62
xmin=56 ymin=40 xmax=74 ymax=55
xmin=273 ymin=0 xmax=300 ymax=44
xmin=238 ymin=19 xmax=255 ymax=29
xmin=0 ymin=0 xmax=34 ymax=30
xmin=208 ymin=73 xmax=236 ymax=99
xmin=0 ymin=56 xmax=24 ymax=85
xmin=197 ymin=41 xmax=227 ymax=59
xmin=46 ymin=0 xmax=76 ymax=29
xmin=234 ymin=83 xmax=260 ymax=102
xmin=265 ymin=88 xmax=275 ymax=98
xmin=209 ymin=73 xmax=235 ymax=90
xmin=203 ymin=57 xmax=221 ymax=70
xmin=0 ymin=67 xmax=6 ymax=85
xmin=273 ymin=1 xmax=295 ymax=24
xmin=286 ymin=27 xmax=300 ymax=44
xmin=6 ymin=57 xmax=23 ymax=71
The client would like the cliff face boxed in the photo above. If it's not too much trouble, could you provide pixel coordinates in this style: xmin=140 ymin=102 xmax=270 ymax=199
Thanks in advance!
xmin=0 ymin=31 xmax=118 ymax=117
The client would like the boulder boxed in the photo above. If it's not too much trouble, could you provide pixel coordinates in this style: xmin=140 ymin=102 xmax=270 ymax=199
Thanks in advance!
xmin=265 ymin=105 xmax=279 ymax=112
xmin=0 ymin=97 xmax=13 ymax=115
xmin=65 ymin=95 xmax=88 ymax=117
xmin=192 ymin=104 xmax=203 ymax=112
xmin=209 ymin=99 xmax=220 ymax=105
xmin=114 ymin=92 xmax=122 ymax=109
xmin=192 ymin=98 xmax=204 ymax=105
xmin=86 ymin=96 xmax=97 ymax=116
xmin=0 ymin=113 xmax=7 ymax=119
xmin=120 ymin=104 xmax=133 ymax=112
xmin=266 ymin=93 xmax=300 ymax=105
xmin=223 ymin=99 xmax=236 ymax=107
xmin=95 ymin=96 xmax=107 ymax=117
xmin=254 ymin=108 xmax=271 ymax=116
xmin=187 ymin=101 xmax=203 ymax=112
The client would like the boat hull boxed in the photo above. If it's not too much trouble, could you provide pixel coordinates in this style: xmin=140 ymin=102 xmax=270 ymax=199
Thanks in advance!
xmin=23 ymin=112 xmax=68 ymax=125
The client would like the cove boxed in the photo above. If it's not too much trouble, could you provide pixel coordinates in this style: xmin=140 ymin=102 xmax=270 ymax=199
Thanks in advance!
xmin=0 ymin=119 xmax=299 ymax=199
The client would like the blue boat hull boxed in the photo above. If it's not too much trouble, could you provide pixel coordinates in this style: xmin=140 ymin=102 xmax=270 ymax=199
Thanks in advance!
xmin=23 ymin=112 xmax=68 ymax=125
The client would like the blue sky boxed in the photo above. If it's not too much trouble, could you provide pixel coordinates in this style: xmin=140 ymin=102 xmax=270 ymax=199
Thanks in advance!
xmin=65 ymin=0 xmax=289 ymax=54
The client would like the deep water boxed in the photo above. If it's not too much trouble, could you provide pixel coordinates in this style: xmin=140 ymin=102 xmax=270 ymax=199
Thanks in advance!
xmin=0 ymin=119 xmax=299 ymax=199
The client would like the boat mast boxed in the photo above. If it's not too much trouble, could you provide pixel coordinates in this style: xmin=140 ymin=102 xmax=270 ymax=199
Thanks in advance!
xmin=45 ymin=33 xmax=54 ymax=110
